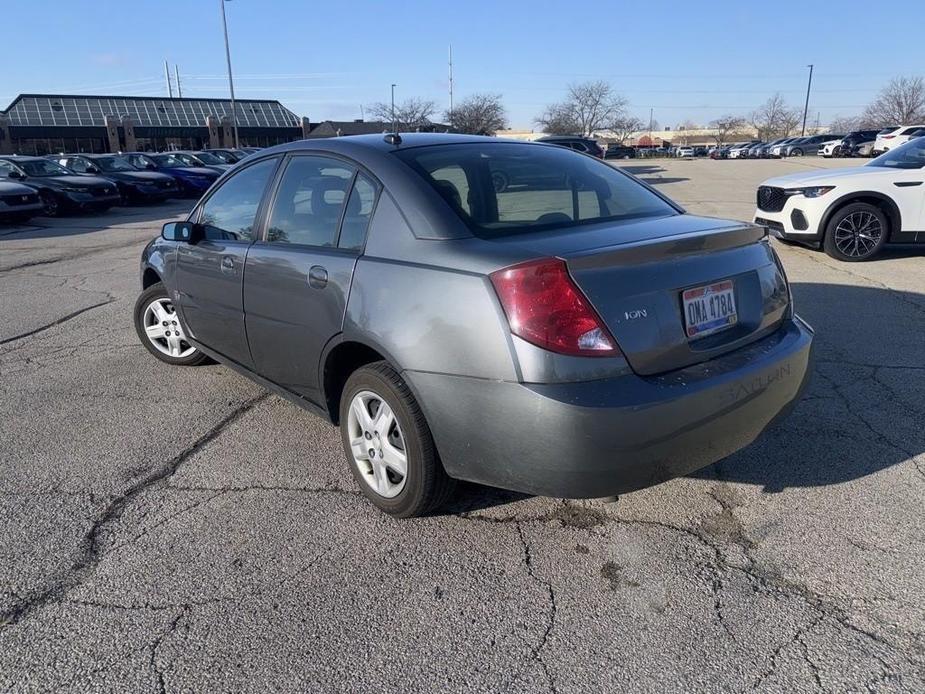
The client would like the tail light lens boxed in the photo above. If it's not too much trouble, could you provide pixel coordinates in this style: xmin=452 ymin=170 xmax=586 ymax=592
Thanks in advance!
xmin=883 ymin=135 xmax=896 ymax=139
xmin=490 ymin=258 xmax=621 ymax=357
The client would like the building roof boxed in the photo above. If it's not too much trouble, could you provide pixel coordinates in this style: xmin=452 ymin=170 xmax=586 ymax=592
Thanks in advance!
xmin=1 ymin=93 xmax=300 ymax=129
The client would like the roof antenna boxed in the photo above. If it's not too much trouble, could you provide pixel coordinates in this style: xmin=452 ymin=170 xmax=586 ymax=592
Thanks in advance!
xmin=384 ymin=83 xmax=402 ymax=145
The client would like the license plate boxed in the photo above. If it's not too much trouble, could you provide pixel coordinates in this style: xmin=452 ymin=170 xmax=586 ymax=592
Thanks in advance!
xmin=682 ymin=280 xmax=737 ymax=339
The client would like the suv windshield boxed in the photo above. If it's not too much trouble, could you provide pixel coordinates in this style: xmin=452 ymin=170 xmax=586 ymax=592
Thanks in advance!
xmin=192 ymin=151 xmax=224 ymax=165
xmin=94 ymin=156 xmax=136 ymax=172
xmin=869 ymin=137 xmax=925 ymax=169
xmin=17 ymin=159 xmax=72 ymax=177
xmin=395 ymin=143 xmax=677 ymax=238
xmin=208 ymin=150 xmax=238 ymax=163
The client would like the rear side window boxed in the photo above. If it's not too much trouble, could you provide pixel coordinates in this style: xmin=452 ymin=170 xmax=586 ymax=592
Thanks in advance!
xmin=395 ymin=143 xmax=677 ymax=238
xmin=339 ymin=173 xmax=378 ymax=251
xmin=266 ymin=156 xmax=355 ymax=247
xmin=197 ymin=157 xmax=277 ymax=241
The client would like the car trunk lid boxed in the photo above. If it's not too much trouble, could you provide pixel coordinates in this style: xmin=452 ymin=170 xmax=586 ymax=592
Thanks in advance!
xmin=492 ymin=215 xmax=790 ymax=375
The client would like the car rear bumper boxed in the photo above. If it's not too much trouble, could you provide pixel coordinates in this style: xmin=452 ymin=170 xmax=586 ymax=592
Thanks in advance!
xmin=405 ymin=317 xmax=813 ymax=498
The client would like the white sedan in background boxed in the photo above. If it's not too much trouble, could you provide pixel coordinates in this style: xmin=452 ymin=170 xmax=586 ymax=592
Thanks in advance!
xmin=675 ymin=146 xmax=694 ymax=158
xmin=754 ymin=137 xmax=925 ymax=261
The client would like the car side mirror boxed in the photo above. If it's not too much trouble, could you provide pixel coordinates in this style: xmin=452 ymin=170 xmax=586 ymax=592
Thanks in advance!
xmin=8 ymin=170 xmax=25 ymax=180
xmin=161 ymin=221 xmax=201 ymax=243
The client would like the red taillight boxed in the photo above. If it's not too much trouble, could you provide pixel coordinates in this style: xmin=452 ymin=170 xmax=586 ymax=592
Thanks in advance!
xmin=490 ymin=258 xmax=620 ymax=357
xmin=883 ymin=135 xmax=896 ymax=139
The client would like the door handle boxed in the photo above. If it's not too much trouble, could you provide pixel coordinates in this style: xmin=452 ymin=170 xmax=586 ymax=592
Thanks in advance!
xmin=221 ymin=256 xmax=235 ymax=273
xmin=308 ymin=265 xmax=328 ymax=288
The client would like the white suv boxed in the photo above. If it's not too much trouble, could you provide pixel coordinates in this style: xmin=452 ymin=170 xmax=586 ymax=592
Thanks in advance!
xmin=753 ymin=137 xmax=925 ymax=261
xmin=873 ymin=125 xmax=925 ymax=155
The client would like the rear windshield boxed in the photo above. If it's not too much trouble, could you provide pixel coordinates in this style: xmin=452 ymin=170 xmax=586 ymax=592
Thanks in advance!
xmin=394 ymin=143 xmax=677 ymax=238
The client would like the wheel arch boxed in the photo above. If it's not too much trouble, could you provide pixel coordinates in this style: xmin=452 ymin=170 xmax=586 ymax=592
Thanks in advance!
xmin=142 ymin=266 xmax=162 ymax=289
xmin=321 ymin=338 xmax=394 ymax=424
xmin=819 ymin=191 xmax=902 ymax=241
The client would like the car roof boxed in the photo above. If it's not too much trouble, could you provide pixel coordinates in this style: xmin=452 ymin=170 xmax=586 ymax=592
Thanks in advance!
xmin=0 ymin=154 xmax=45 ymax=161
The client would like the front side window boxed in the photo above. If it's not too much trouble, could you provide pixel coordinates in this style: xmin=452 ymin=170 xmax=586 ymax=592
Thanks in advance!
xmin=68 ymin=158 xmax=91 ymax=173
xmin=266 ymin=156 xmax=355 ymax=247
xmin=395 ymin=143 xmax=677 ymax=238
xmin=869 ymin=137 xmax=925 ymax=169
xmin=197 ymin=158 xmax=278 ymax=241
xmin=195 ymin=151 xmax=225 ymax=165
xmin=0 ymin=160 xmax=19 ymax=177
xmin=153 ymin=154 xmax=184 ymax=168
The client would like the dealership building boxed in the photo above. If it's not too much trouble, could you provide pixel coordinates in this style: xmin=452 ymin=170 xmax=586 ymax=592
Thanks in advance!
xmin=0 ymin=93 xmax=309 ymax=155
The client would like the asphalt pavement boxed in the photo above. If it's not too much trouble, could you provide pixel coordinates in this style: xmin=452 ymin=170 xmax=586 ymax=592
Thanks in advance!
xmin=1 ymin=158 xmax=923 ymax=693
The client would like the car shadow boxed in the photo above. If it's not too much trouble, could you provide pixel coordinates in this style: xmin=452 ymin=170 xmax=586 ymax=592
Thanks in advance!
xmin=442 ymin=281 xmax=924 ymax=512
xmin=0 ymin=200 xmax=193 ymax=240
xmin=613 ymin=164 xmax=690 ymax=186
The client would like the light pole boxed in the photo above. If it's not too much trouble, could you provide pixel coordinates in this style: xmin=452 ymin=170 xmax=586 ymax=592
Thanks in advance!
xmin=219 ymin=0 xmax=239 ymax=148
xmin=801 ymin=64 xmax=814 ymax=137
xmin=391 ymin=84 xmax=397 ymax=132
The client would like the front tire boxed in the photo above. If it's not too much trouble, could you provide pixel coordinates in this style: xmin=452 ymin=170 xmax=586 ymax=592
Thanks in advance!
xmin=40 ymin=191 xmax=60 ymax=217
xmin=340 ymin=362 xmax=455 ymax=517
xmin=133 ymin=282 xmax=208 ymax=365
xmin=823 ymin=202 xmax=888 ymax=262
xmin=791 ymin=148 xmax=804 ymax=157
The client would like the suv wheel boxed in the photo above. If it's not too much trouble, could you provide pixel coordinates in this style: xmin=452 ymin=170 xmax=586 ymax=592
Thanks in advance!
xmin=340 ymin=361 xmax=455 ymax=517
xmin=40 ymin=191 xmax=59 ymax=217
xmin=133 ymin=283 xmax=208 ymax=365
xmin=791 ymin=148 xmax=804 ymax=156
xmin=823 ymin=202 xmax=888 ymax=262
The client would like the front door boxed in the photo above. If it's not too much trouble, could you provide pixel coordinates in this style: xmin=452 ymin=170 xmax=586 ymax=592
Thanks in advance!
xmin=174 ymin=156 xmax=279 ymax=368
xmin=244 ymin=155 xmax=379 ymax=403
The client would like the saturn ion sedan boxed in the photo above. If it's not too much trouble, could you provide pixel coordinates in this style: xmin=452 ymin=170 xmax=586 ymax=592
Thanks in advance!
xmin=134 ymin=134 xmax=813 ymax=517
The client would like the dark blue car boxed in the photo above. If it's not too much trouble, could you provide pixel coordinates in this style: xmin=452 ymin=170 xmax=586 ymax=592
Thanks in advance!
xmin=123 ymin=153 xmax=219 ymax=198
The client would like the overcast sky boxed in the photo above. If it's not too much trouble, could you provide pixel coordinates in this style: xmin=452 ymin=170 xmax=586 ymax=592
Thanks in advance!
xmin=2 ymin=0 xmax=923 ymax=129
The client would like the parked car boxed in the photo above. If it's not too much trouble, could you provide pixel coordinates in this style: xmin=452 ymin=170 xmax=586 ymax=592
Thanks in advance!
xmin=536 ymin=135 xmax=604 ymax=158
xmin=783 ymin=135 xmax=842 ymax=157
xmin=166 ymin=150 xmax=233 ymax=174
xmin=710 ymin=147 xmax=729 ymax=159
xmin=0 ymin=177 xmax=44 ymax=224
xmin=694 ymin=146 xmax=708 ymax=157
xmin=819 ymin=139 xmax=844 ymax=157
xmin=134 ymin=133 xmax=813 ymax=517
xmin=839 ymin=129 xmax=885 ymax=158
xmin=49 ymin=153 xmax=178 ymax=203
xmin=758 ymin=138 xmax=788 ymax=158
xmin=754 ymin=135 xmax=925 ymax=261
xmin=604 ymin=145 xmax=636 ymax=159
xmin=123 ymin=153 xmax=221 ymax=197
xmin=745 ymin=142 xmax=767 ymax=158
xmin=675 ymin=146 xmax=694 ymax=158
xmin=728 ymin=141 xmax=760 ymax=159
xmin=201 ymin=148 xmax=250 ymax=164
xmin=873 ymin=125 xmax=925 ymax=155
xmin=769 ymin=138 xmax=799 ymax=158
xmin=0 ymin=155 xmax=120 ymax=216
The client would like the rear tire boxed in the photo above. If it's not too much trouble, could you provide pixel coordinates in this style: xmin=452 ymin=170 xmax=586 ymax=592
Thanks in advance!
xmin=339 ymin=361 xmax=455 ymax=517
xmin=133 ymin=282 xmax=209 ymax=365
xmin=823 ymin=202 xmax=888 ymax=262
xmin=791 ymin=148 xmax=803 ymax=157
xmin=39 ymin=191 xmax=60 ymax=217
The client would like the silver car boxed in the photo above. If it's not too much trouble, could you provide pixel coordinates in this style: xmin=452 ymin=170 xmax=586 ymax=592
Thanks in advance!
xmin=135 ymin=134 xmax=813 ymax=517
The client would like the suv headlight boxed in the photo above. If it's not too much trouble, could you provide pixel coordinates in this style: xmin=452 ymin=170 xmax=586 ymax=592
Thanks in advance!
xmin=786 ymin=186 xmax=835 ymax=198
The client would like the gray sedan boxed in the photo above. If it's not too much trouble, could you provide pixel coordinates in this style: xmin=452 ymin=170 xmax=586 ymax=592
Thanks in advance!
xmin=135 ymin=134 xmax=813 ymax=517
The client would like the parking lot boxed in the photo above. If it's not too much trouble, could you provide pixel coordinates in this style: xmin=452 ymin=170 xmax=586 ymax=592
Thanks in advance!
xmin=1 ymin=157 xmax=923 ymax=692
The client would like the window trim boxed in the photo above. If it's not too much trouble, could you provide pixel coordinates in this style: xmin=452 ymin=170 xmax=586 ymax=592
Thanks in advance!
xmin=190 ymin=154 xmax=283 ymax=244
xmin=256 ymin=151 xmax=382 ymax=255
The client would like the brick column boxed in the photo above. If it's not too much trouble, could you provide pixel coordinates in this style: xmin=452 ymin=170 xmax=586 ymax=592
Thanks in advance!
xmin=205 ymin=115 xmax=221 ymax=148
xmin=104 ymin=115 xmax=121 ymax=153
xmin=0 ymin=113 xmax=12 ymax=154
xmin=121 ymin=116 xmax=136 ymax=152
xmin=220 ymin=117 xmax=234 ymax=147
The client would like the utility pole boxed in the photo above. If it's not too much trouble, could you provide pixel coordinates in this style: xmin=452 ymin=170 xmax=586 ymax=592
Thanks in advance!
xmin=219 ymin=0 xmax=239 ymax=148
xmin=801 ymin=64 xmax=814 ymax=137
xmin=391 ymin=84 xmax=397 ymax=132
xmin=448 ymin=44 xmax=454 ymax=114
xmin=164 ymin=61 xmax=173 ymax=98
xmin=174 ymin=65 xmax=183 ymax=98
xmin=649 ymin=107 xmax=653 ymax=149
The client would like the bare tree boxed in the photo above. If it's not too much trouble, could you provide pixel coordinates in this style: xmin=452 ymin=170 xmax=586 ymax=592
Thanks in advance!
xmin=708 ymin=115 xmax=746 ymax=146
xmin=750 ymin=94 xmax=801 ymax=140
xmin=828 ymin=115 xmax=862 ymax=133
xmin=536 ymin=81 xmax=629 ymax=136
xmin=862 ymin=76 xmax=925 ymax=126
xmin=445 ymin=93 xmax=507 ymax=135
xmin=607 ymin=115 xmax=645 ymax=144
xmin=368 ymin=97 xmax=437 ymax=129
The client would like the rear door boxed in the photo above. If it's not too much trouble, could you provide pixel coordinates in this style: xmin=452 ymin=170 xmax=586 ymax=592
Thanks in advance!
xmin=243 ymin=155 xmax=379 ymax=403
xmin=175 ymin=156 xmax=280 ymax=367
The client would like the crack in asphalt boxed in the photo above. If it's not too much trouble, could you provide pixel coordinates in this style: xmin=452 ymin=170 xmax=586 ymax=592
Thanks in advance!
xmin=0 ymin=393 xmax=270 ymax=630
xmin=512 ymin=522 xmax=559 ymax=694
xmin=0 ymin=237 xmax=149 ymax=274
xmin=750 ymin=614 xmax=825 ymax=691
xmin=0 ymin=299 xmax=115 ymax=345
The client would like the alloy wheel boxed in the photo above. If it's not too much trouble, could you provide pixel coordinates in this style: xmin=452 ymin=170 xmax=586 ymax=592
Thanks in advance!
xmin=142 ymin=297 xmax=196 ymax=358
xmin=41 ymin=192 xmax=59 ymax=216
xmin=346 ymin=390 xmax=408 ymax=498
xmin=833 ymin=211 xmax=883 ymax=259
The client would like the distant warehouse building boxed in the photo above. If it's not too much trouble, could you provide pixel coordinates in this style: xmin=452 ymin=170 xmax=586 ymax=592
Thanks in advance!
xmin=0 ymin=93 xmax=305 ymax=155
xmin=0 ymin=94 xmax=454 ymax=155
